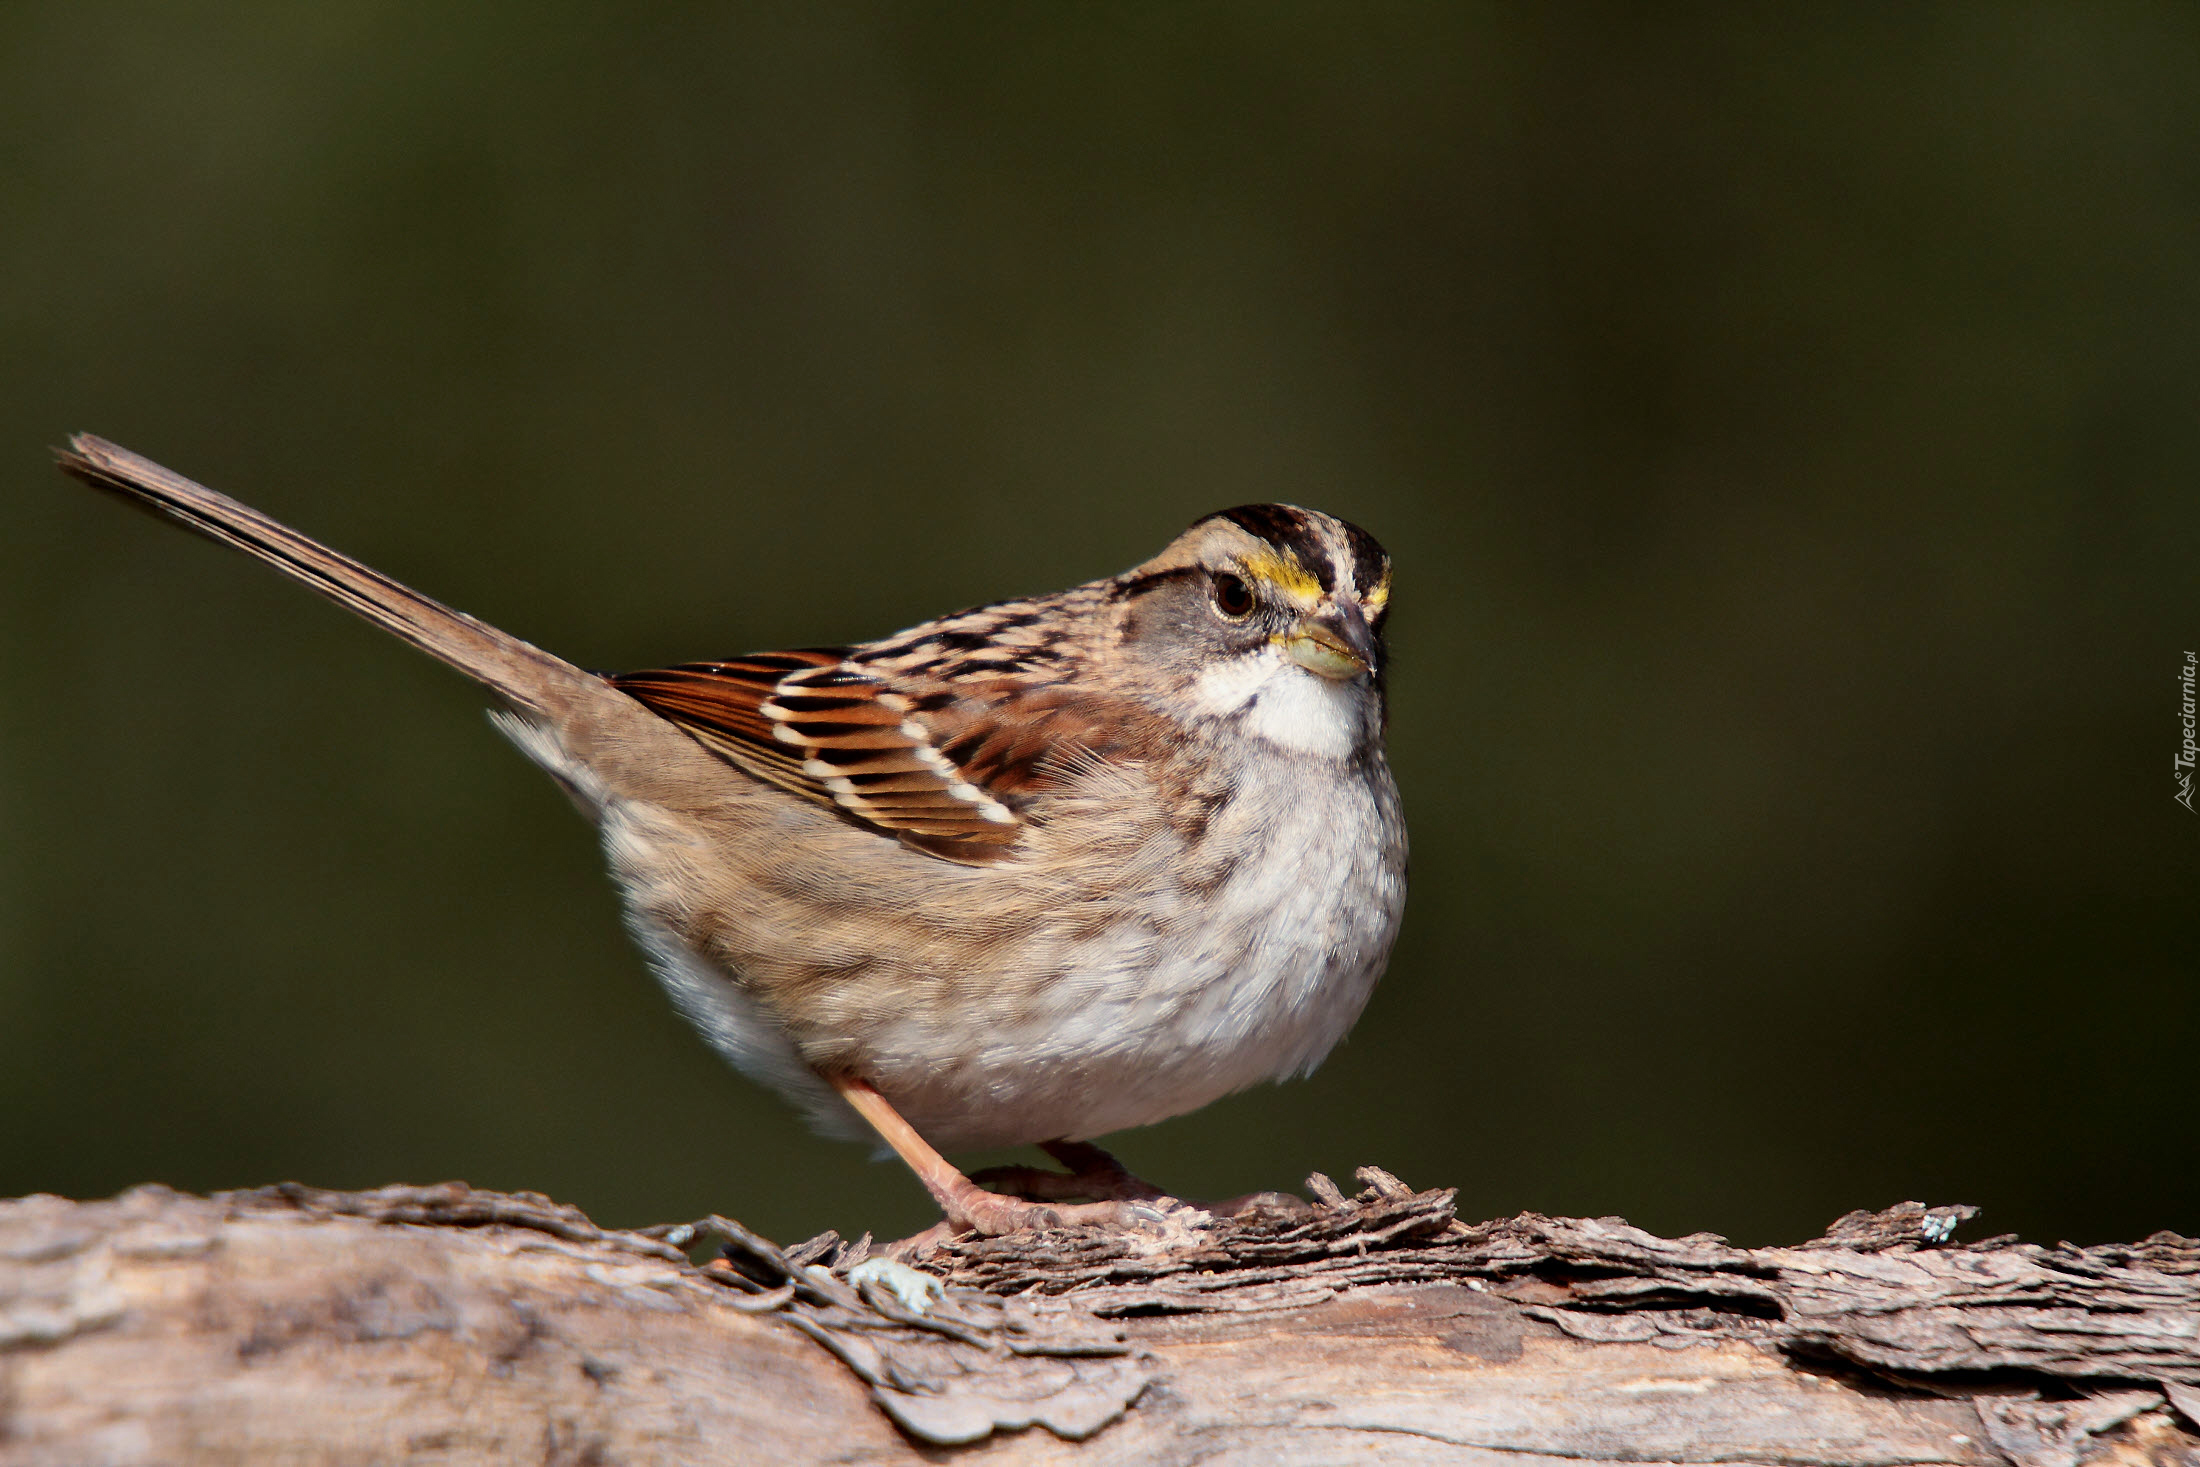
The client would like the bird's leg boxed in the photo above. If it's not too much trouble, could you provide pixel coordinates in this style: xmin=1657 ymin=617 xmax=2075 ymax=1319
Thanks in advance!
xmin=1035 ymin=1142 xmax=1306 ymax=1217
xmin=826 ymin=1072 xmax=1189 ymax=1236
xmin=1037 ymin=1140 xmax=1169 ymax=1202
xmin=966 ymin=1142 xmax=1166 ymax=1203
xmin=961 ymin=1164 xmax=1104 ymax=1202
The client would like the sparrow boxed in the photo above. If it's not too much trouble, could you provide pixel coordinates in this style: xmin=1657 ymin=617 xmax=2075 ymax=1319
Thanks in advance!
xmin=56 ymin=436 xmax=1406 ymax=1236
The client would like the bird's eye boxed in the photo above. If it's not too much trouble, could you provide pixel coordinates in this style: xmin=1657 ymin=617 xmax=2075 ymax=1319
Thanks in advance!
xmin=1212 ymin=572 xmax=1255 ymax=619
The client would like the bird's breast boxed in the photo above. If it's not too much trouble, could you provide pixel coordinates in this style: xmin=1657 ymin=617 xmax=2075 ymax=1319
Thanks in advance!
xmin=848 ymin=746 xmax=1407 ymax=1149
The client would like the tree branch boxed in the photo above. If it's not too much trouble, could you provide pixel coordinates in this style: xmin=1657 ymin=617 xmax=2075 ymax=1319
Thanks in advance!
xmin=3 ymin=1173 xmax=2195 ymax=1463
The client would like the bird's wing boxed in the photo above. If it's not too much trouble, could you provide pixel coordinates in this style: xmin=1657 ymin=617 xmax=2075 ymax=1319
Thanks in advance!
xmin=612 ymin=649 xmax=1131 ymax=859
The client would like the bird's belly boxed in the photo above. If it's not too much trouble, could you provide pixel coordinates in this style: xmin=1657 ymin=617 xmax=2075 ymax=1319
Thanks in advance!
xmin=873 ymin=935 xmax=1381 ymax=1151
xmin=859 ymin=764 xmax=1407 ymax=1151
xmin=608 ymin=742 xmax=1406 ymax=1155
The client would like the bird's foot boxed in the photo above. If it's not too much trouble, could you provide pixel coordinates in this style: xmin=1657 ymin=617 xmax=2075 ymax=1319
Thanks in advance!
xmin=1040 ymin=1139 xmax=1171 ymax=1201
xmin=940 ymin=1173 xmax=1208 ymax=1237
xmin=824 ymin=1073 xmax=1215 ymax=1245
xmin=967 ymin=1140 xmax=1168 ymax=1205
xmin=882 ymin=1185 xmax=1305 ymax=1258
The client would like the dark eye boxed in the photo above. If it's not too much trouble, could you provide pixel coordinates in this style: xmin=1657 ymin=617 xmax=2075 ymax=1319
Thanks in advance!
xmin=1212 ymin=572 xmax=1255 ymax=619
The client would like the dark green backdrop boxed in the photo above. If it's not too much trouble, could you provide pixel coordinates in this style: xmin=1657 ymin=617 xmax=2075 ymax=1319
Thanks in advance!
xmin=3 ymin=5 xmax=2195 ymax=1248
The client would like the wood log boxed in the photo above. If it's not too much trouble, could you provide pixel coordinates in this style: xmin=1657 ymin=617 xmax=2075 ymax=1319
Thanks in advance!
xmin=3 ymin=1171 xmax=2196 ymax=1464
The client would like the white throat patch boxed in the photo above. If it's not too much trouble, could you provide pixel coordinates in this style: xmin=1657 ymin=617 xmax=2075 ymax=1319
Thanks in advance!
xmin=1191 ymin=646 xmax=1367 ymax=758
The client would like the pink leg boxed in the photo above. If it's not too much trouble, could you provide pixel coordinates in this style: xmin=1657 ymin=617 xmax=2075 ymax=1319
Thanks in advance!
xmin=827 ymin=1073 xmax=1189 ymax=1237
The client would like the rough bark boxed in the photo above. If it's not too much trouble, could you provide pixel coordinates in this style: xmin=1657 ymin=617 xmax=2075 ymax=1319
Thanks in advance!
xmin=3 ymin=1172 xmax=2196 ymax=1465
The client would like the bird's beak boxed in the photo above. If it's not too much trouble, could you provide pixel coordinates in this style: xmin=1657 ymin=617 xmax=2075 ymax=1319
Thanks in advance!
xmin=1280 ymin=595 xmax=1380 ymax=681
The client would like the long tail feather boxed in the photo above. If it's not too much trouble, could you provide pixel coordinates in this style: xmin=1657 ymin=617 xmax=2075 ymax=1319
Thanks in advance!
xmin=54 ymin=434 xmax=598 ymax=715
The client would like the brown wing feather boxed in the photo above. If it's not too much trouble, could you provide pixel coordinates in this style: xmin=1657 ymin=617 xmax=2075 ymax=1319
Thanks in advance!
xmin=610 ymin=651 xmax=846 ymax=809
xmin=764 ymin=663 xmax=1022 ymax=844
xmin=610 ymin=651 xmax=1034 ymax=854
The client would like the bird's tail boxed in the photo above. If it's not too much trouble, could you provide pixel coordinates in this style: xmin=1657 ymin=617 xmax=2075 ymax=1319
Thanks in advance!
xmin=55 ymin=434 xmax=601 ymax=715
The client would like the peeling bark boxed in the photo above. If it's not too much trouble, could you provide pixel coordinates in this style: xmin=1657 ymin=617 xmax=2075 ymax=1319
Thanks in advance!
xmin=2 ymin=1174 xmax=2195 ymax=1464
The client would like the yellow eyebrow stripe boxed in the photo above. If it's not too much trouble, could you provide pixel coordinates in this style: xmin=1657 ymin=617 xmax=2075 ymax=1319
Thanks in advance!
xmin=1242 ymin=548 xmax=1323 ymax=602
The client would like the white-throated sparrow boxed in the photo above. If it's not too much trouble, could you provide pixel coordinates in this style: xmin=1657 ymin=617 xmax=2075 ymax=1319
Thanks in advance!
xmin=57 ymin=436 xmax=1406 ymax=1236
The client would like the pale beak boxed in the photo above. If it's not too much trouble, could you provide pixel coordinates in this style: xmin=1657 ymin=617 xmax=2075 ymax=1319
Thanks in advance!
xmin=1279 ymin=596 xmax=1380 ymax=681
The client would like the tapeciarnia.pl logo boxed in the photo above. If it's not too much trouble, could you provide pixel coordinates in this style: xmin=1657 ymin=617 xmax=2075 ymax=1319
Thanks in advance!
xmin=2179 ymin=651 xmax=2197 ymax=812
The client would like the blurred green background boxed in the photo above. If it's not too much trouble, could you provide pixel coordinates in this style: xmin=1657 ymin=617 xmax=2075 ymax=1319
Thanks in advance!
xmin=2 ymin=5 xmax=2195 ymax=1249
